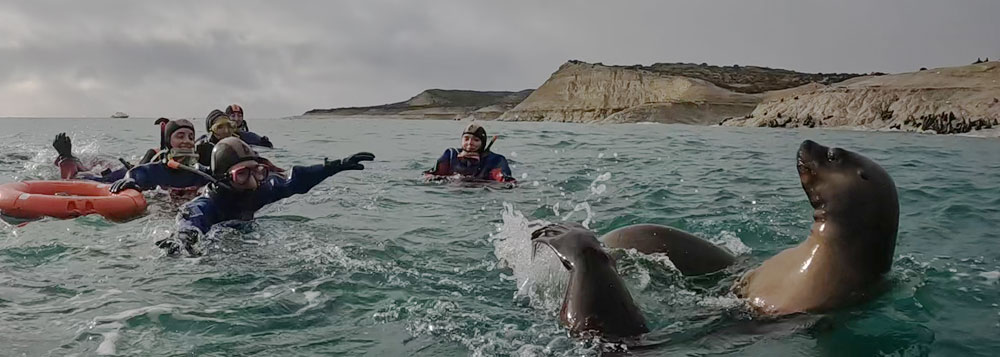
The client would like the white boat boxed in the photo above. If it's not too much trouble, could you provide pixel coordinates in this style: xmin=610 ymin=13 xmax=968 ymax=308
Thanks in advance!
xmin=111 ymin=112 xmax=129 ymax=118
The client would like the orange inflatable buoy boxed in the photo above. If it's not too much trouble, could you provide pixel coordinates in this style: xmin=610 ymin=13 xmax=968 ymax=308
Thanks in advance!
xmin=0 ymin=181 xmax=146 ymax=222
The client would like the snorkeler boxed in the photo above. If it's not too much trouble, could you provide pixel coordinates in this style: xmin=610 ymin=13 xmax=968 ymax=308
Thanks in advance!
xmin=156 ymin=137 xmax=374 ymax=255
xmin=225 ymin=104 xmax=273 ymax=148
xmin=226 ymin=104 xmax=250 ymax=132
xmin=109 ymin=119 xmax=213 ymax=199
xmin=52 ymin=133 xmax=129 ymax=183
xmin=195 ymin=110 xmax=237 ymax=166
xmin=424 ymin=123 xmax=515 ymax=182
xmin=136 ymin=117 xmax=187 ymax=165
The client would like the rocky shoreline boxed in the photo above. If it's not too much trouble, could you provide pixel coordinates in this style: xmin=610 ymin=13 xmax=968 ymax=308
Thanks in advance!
xmin=303 ymin=60 xmax=1000 ymax=136
xmin=720 ymin=62 xmax=1000 ymax=135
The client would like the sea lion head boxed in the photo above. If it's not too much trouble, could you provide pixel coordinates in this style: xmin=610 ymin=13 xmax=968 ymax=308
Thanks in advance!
xmin=530 ymin=222 xmax=649 ymax=338
xmin=796 ymin=140 xmax=899 ymax=274
xmin=531 ymin=222 xmax=611 ymax=271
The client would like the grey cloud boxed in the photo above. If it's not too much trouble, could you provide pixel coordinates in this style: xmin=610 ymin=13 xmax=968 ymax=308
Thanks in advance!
xmin=2 ymin=0 xmax=998 ymax=118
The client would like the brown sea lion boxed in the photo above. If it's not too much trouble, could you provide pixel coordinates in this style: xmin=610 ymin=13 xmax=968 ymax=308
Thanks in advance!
xmin=530 ymin=222 xmax=649 ymax=338
xmin=601 ymin=224 xmax=736 ymax=276
xmin=734 ymin=140 xmax=899 ymax=315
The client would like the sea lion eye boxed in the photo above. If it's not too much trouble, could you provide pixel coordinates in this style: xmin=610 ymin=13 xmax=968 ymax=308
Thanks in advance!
xmin=859 ymin=170 xmax=869 ymax=180
xmin=826 ymin=149 xmax=837 ymax=162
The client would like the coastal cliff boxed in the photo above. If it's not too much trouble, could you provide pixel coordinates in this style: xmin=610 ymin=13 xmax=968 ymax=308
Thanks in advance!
xmin=496 ymin=61 xmax=861 ymax=124
xmin=721 ymin=62 xmax=1000 ymax=134
xmin=300 ymin=60 xmax=1000 ymax=136
xmin=303 ymin=89 xmax=532 ymax=120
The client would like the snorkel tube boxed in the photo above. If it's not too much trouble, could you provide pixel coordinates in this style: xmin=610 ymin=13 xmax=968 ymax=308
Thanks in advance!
xmin=165 ymin=160 xmax=233 ymax=191
xmin=483 ymin=135 xmax=498 ymax=153
xmin=154 ymin=117 xmax=170 ymax=150
xmin=118 ymin=158 xmax=134 ymax=170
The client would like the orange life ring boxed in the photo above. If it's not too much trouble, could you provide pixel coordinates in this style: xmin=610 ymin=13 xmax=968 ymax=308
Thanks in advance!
xmin=0 ymin=180 xmax=146 ymax=222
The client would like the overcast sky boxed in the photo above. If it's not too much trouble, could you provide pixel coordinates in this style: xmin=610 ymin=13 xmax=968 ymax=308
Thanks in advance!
xmin=2 ymin=0 xmax=998 ymax=118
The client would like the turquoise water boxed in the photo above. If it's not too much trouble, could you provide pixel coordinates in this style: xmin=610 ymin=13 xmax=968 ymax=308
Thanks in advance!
xmin=1 ymin=118 xmax=998 ymax=356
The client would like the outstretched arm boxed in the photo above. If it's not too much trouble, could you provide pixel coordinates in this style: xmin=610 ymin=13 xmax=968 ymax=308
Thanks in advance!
xmin=53 ymin=133 xmax=92 ymax=179
xmin=261 ymin=152 xmax=375 ymax=204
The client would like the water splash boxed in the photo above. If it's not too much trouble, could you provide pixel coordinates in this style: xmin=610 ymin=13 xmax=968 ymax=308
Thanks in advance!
xmin=711 ymin=230 xmax=752 ymax=256
xmin=492 ymin=202 xmax=569 ymax=312
xmin=560 ymin=202 xmax=594 ymax=228
xmin=589 ymin=172 xmax=611 ymax=195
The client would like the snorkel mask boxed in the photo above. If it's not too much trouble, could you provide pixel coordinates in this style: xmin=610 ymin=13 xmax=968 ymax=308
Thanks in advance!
xmin=211 ymin=119 xmax=235 ymax=139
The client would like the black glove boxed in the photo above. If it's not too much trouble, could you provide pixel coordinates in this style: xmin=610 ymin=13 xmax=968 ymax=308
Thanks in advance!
xmin=110 ymin=178 xmax=141 ymax=193
xmin=155 ymin=230 xmax=200 ymax=256
xmin=324 ymin=152 xmax=375 ymax=173
xmin=259 ymin=136 xmax=274 ymax=148
xmin=53 ymin=133 xmax=74 ymax=159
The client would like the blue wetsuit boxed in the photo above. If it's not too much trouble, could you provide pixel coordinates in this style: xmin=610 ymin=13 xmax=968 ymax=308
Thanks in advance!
xmin=176 ymin=163 xmax=336 ymax=235
xmin=426 ymin=148 xmax=515 ymax=182
xmin=238 ymin=130 xmax=273 ymax=148
xmin=197 ymin=131 xmax=272 ymax=149
xmin=126 ymin=162 xmax=212 ymax=190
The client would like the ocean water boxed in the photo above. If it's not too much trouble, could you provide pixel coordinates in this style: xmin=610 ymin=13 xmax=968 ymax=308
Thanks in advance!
xmin=0 ymin=118 xmax=998 ymax=356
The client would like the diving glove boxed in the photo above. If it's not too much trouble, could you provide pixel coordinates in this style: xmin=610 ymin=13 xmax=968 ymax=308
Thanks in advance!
xmin=259 ymin=136 xmax=274 ymax=148
xmin=110 ymin=177 xmax=141 ymax=193
xmin=324 ymin=152 xmax=375 ymax=173
xmin=155 ymin=230 xmax=200 ymax=256
xmin=53 ymin=133 xmax=74 ymax=159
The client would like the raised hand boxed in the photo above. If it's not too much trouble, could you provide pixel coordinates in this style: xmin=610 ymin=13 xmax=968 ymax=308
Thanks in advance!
xmin=53 ymin=133 xmax=74 ymax=158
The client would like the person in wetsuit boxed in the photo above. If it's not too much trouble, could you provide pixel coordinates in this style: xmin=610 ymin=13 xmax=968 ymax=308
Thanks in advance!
xmin=156 ymin=137 xmax=374 ymax=255
xmin=52 ymin=133 xmax=129 ymax=183
xmin=195 ymin=110 xmax=237 ymax=166
xmin=109 ymin=119 xmax=213 ymax=199
xmin=424 ymin=123 xmax=515 ymax=183
xmin=226 ymin=104 xmax=250 ymax=132
xmin=225 ymin=104 xmax=273 ymax=148
xmin=136 ymin=118 xmax=179 ymax=165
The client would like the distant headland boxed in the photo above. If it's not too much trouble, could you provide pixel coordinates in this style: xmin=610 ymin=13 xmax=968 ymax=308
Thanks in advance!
xmin=303 ymin=59 xmax=1000 ymax=136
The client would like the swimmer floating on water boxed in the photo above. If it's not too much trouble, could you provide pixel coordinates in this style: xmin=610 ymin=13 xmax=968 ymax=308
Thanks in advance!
xmin=424 ymin=123 xmax=516 ymax=183
xmin=109 ymin=119 xmax=214 ymax=200
xmin=225 ymin=104 xmax=273 ymax=148
xmin=157 ymin=137 xmax=374 ymax=255
xmin=227 ymin=104 xmax=251 ymax=132
xmin=195 ymin=110 xmax=238 ymax=166
xmin=52 ymin=132 xmax=129 ymax=183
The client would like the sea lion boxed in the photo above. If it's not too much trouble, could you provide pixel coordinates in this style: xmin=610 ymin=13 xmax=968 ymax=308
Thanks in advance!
xmin=530 ymin=222 xmax=649 ymax=338
xmin=734 ymin=140 xmax=899 ymax=315
xmin=601 ymin=224 xmax=736 ymax=276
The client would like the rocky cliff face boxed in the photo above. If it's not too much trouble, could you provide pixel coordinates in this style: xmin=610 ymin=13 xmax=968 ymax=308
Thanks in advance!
xmin=722 ymin=62 xmax=1000 ymax=134
xmin=496 ymin=61 xmax=860 ymax=124
xmin=303 ymin=89 xmax=533 ymax=120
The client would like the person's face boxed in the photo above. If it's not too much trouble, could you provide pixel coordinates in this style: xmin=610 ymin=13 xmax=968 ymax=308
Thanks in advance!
xmin=212 ymin=122 xmax=234 ymax=140
xmin=228 ymin=160 xmax=268 ymax=191
xmin=231 ymin=111 xmax=244 ymax=126
xmin=461 ymin=134 xmax=482 ymax=152
xmin=169 ymin=128 xmax=195 ymax=149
